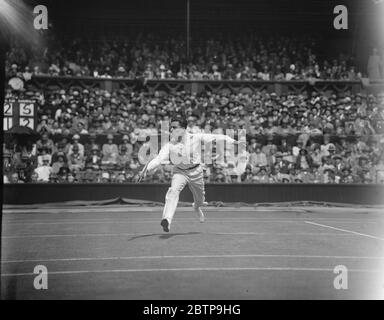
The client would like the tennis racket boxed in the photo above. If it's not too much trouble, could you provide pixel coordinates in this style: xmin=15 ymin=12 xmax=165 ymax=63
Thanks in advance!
xmin=137 ymin=162 xmax=149 ymax=182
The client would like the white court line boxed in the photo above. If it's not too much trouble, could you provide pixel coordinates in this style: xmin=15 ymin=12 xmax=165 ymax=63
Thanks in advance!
xmin=0 ymin=232 xmax=362 ymax=239
xmin=3 ymin=219 xmax=302 ymax=225
xmin=2 ymin=267 xmax=382 ymax=277
xmin=305 ymin=221 xmax=384 ymax=241
xmin=3 ymin=219 xmax=383 ymax=226
xmin=2 ymin=253 xmax=384 ymax=264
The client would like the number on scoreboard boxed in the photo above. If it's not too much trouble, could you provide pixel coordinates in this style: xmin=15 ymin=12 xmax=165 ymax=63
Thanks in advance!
xmin=19 ymin=117 xmax=34 ymax=129
xmin=4 ymin=117 xmax=13 ymax=131
xmin=19 ymin=102 xmax=34 ymax=116
xmin=4 ymin=102 xmax=13 ymax=116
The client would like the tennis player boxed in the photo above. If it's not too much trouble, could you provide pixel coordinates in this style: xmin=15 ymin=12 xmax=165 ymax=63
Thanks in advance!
xmin=138 ymin=116 xmax=245 ymax=232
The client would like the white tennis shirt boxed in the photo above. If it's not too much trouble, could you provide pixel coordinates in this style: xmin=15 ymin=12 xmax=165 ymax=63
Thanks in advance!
xmin=146 ymin=132 xmax=237 ymax=172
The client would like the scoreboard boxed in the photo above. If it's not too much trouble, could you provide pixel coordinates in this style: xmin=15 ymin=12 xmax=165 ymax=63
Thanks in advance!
xmin=3 ymin=99 xmax=37 ymax=131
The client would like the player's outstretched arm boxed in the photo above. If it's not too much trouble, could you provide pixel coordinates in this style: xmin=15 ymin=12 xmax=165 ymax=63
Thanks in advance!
xmin=199 ymin=132 xmax=246 ymax=148
xmin=138 ymin=143 xmax=170 ymax=182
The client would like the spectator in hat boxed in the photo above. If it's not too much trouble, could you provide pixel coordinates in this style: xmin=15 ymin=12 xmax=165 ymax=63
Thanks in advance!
xmin=36 ymin=132 xmax=54 ymax=154
xmin=75 ymin=120 xmax=89 ymax=135
xmin=50 ymin=121 xmax=63 ymax=135
xmin=37 ymin=146 xmax=52 ymax=167
xmin=83 ymin=165 xmax=97 ymax=183
xmin=68 ymin=134 xmax=85 ymax=157
xmin=320 ymin=156 xmax=336 ymax=175
xmin=34 ymin=155 xmax=52 ymax=182
xmin=57 ymin=166 xmax=70 ymax=182
xmin=84 ymin=132 xmax=99 ymax=156
xmin=355 ymin=155 xmax=370 ymax=177
xmin=85 ymin=145 xmax=102 ymax=170
xmin=68 ymin=144 xmax=85 ymax=171
xmin=333 ymin=154 xmax=344 ymax=172
xmin=253 ymin=166 xmax=270 ymax=183
xmin=102 ymin=116 xmax=112 ymax=132
xmin=240 ymin=165 xmax=253 ymax=182
xmin=36 ymin=115 xmax=52 ymax=134
xmin=51 ymin=152 xmax=67 ymax=174
xmin=102 ymin=134 xmax=118 ymax=165
xmin=51 ymin=142 xmax=68 ymax=163
xmin=116 ymin=144 xmax=132 ymax=169
xmin=269 ymin=165 xmax=281 ymax=182
xmin=295 ymin=148 xmax=313 ymax=170
xmin=310 ymin=143 xmax=322 ymax=167
xmin=249 ymin=146 xmax=268 ymax=169
xmin=119 ymin=134 xmax=133 ymax=157
xmin=339 ymin=167 xmax=352 ymax=183
xmin=344 ymin=148 xmax=359 ymax=169
xmin=327 ymin=143 xmax=337 ymax=158
xmin=278 ymin=138 xmax=291 ymax=155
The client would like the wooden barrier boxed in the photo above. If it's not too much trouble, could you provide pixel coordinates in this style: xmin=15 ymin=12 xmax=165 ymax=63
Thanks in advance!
xmin=3 ymin=183 xmax=384 ymax=205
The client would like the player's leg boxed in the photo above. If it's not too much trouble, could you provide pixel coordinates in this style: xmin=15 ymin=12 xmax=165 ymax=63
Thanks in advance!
xmin=161 ymin=172 xmax=188 ymax=231
xmin=188 ymin=168 xmax=206 ymax=222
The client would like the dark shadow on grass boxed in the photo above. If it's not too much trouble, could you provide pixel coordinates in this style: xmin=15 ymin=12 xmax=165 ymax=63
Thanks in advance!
xmin=127 ymin=232 xmax=202 ymax=241
xmin=127 ymin=233 xmax=160 ymax=241
xmin=159 ymin=231 xmax=201 ymax=240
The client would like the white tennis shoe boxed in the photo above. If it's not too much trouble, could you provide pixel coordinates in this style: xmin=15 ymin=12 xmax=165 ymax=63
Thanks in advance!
xmin=192 ymin=202 xmax=207 ymax=223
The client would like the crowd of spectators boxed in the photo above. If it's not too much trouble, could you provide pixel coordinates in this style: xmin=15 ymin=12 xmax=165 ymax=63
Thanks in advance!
xmin=6 ymin=32 xmax=364 ymax=81
xmin=3 ymin=86 xmax=384 ymax=184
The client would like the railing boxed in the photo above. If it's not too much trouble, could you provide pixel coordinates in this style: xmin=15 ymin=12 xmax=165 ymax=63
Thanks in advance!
xmin=26 ymin=76 xmax=384 ymax=95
